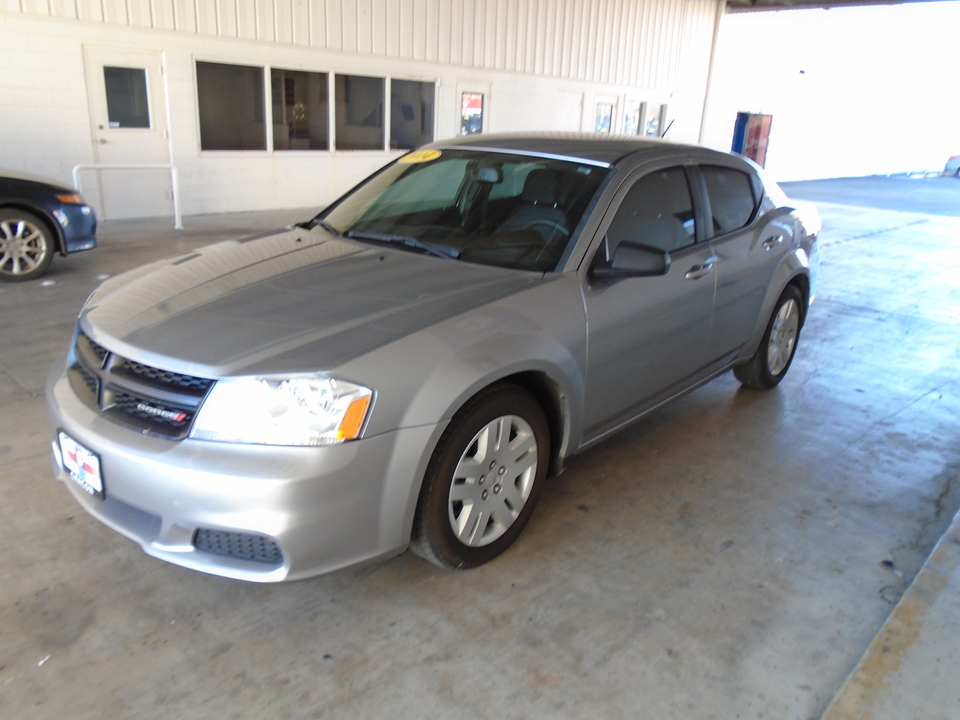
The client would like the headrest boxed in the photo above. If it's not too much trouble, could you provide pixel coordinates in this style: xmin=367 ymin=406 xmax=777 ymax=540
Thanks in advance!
xmin=521 ymin=169 xmax=557 ymax=205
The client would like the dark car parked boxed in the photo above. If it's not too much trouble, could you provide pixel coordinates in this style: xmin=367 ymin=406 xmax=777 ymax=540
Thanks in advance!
xmin=0 ymin=169 xmax=97 ymax=281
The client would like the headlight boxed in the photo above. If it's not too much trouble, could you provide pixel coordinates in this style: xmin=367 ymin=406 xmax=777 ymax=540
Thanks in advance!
xmin=190 ymin=375 xmax=373 ymax=446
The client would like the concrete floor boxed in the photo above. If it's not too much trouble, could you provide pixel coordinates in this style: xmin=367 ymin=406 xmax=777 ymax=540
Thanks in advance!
xmin=1 ymin=182 xmax=959 ymax=719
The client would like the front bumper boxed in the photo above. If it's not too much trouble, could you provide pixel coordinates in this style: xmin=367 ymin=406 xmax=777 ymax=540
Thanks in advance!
xmin=54 ymin=204 xmax=97 ymax=254
xmin=46 ymin=359 xmax=442 ymax=581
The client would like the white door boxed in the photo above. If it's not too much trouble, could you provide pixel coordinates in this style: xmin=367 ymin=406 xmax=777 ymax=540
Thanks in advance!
xmin=83 ymin=47 xmax=172 ymax=220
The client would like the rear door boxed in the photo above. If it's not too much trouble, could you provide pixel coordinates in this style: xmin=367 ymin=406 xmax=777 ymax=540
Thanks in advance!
xmin=698 ymin=164 xmax=789 ymax=360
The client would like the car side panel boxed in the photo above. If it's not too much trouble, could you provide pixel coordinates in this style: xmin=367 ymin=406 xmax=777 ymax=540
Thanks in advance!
xmin=333 ymin=273 xmax=589 ymax=538
xmin=710 ymin=206 xmax=798 ymax=359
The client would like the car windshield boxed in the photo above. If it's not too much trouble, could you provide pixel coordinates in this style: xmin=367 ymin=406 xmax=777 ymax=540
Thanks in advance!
xmin=318 ymin=149 xmax=609 ymax=272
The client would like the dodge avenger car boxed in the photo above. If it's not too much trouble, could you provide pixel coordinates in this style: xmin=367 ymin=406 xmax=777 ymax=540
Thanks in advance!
xmin=47 ymin=134 xmax=820 ymax=581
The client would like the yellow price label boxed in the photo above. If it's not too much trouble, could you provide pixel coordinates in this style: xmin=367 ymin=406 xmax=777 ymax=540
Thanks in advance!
xmin=398 ymin=149 xmax=441 ymax=164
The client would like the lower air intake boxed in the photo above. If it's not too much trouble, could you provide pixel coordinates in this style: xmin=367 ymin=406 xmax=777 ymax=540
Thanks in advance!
xmin=193 ymin=529 xmax=283 ymax=565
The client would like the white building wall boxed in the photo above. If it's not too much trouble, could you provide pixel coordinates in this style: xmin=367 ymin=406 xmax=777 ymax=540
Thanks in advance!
xmin=1 ymin=0 xmax=721 ymax=218
xmin=701 ymin=2 xmax=960 ymax=181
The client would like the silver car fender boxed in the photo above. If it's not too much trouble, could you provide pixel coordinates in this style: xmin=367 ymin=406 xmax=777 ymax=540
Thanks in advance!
xmin=736 ymin=243 xmax=811 ymax=363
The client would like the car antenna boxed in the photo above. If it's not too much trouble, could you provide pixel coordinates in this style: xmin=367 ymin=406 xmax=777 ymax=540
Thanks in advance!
xmin=661 ymin=119 xmax=675 ymax=139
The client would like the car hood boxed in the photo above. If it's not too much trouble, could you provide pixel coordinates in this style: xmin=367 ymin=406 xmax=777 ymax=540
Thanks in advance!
xmin=0 ymin=168 xmax=74 ymax=193
xmin=81 ymin=227 xmax=543 ymax=376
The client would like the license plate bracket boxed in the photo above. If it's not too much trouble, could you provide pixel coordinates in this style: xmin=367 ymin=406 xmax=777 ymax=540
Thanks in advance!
xmin=58 ymin=431 xmax=104 ymax=500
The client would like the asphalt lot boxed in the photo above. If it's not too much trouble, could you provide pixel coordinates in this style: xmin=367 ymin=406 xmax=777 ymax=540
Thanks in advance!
xmin=1 ymin=178 xmax=958 ymax=719
xmin=782 ymin=175 xmax=960 ymax=216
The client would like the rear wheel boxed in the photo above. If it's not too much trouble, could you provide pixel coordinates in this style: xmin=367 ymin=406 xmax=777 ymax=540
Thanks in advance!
xmin=410 ymin=384 xmax=549 ymax=569
xmin=734 ymin=284 xmax=804 ymax=390
xmin=0 ymin=209 xmax=55 ymax=281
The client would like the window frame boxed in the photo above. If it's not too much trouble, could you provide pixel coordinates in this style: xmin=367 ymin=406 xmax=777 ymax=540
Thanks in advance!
xmin=690 ymin=164 xmax=764 ymax=240
xmin=588 ymin=164 xmax=705 ymax=269
xmin=194 ymin=57 xmax=437 ymax=155
xmin=194 ymin=60 xmax=268 ymax=153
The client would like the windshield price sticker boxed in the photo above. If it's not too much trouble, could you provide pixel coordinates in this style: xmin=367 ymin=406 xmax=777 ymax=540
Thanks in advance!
xmin=398 ymin=149 xmax=441 ymax=164
xmin=58 ymin=432 xmax=104 ymax=499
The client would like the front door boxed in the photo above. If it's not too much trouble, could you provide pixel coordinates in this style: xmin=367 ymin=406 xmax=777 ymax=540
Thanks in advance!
xmin=581 ymin=167 xmax=717 ymax=441
xmin=83 ymin=47 xmax=172 ymax=220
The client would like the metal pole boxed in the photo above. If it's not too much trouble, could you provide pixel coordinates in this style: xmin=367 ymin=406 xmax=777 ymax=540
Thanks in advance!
xmin=170 ymin=166 xmax=183 ymax=230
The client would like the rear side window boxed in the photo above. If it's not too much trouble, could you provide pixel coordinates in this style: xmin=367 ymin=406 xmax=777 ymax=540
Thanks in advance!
xmin=701 ymin=165 xmax=759 ymax=235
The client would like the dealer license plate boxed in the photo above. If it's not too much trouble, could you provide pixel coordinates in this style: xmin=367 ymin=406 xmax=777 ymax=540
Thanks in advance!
xmin=58 ymin=431 xmax=104 ymax=500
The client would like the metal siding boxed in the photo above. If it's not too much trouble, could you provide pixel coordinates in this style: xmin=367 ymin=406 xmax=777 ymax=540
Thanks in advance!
xmin=49 ymin=0 xmax=78 ymax=19
xmin=292 ymin=0 xmax=310 ymax=45
xmin=11 ymin=0 xmax=717 ymax=95
xmin=236 ymin=0 xmax=256 ymax=39
xmin=76 ymin=0 xmax=104 ymax=21
xmin=217 ymin=0 xmax=238 ymax=36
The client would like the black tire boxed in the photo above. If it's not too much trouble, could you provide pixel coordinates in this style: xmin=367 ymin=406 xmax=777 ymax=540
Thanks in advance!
xmin=734 ymin=284 xmax=804 ymax=390
xmin=0 ymin=208 xmax=55 ymax=281
xmin=410 ymin=383 xmax=550 ymax=570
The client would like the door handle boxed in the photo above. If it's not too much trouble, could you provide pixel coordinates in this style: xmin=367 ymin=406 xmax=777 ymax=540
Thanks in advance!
xmin=762 ymin=234 xmax=784 ymax=250
xmin=99 ymin=138 xmax=108 ymax=144
xmin=685 ymin=260 xmax=715 ymax=280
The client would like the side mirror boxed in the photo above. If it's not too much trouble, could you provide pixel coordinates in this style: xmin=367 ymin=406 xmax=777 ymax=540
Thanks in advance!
xmin=591 ymin=241 xmax=670 ymax=279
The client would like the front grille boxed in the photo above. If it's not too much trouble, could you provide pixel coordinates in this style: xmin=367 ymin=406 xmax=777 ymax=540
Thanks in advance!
xmin=77 ymin=364 xmax=99 ymax=395
xmin=193 ymin=529 xmax=283 ymax=565
xmin=68 ymin=330 xmax=215 ymax=439
xmin=114 ymin=359 xmax=215 ymax=393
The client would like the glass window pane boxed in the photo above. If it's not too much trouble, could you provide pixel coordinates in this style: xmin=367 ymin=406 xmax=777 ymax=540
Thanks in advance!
xmin=645 ymin=104 xmax=662 ymax=137
xmin=608 ymin=168 xmax=696 ymax=254
xmin=623 ymin=100 xmax=641 ymax=135
xmin=595 ymin=103 xmax=613 ymax=133
xmin=335 ymin=75 xmax=384 ymax=150
xmin=196 ymin=61 xmax=266 ymax=151
xmin=460 ymin=93 xmax=483 ymax=135
xmin=701 ymin=165 xmax=758 ymax=234
xmin=270 ymin=69 xmax=329 ymax=151
xmin=390 ymin=80 xmax=435 ymax=150
xmin=321 ymin=149 xmax=608 ymax=273
xmin=103 ymin=67 xmax=150 ymax=128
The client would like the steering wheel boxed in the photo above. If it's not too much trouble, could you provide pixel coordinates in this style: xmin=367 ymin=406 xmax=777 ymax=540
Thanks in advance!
xmin=523 ymin=219 xmax=569 ymax=242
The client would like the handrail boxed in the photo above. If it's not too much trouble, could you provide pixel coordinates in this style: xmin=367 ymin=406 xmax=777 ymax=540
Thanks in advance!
xmin=72 ymin=164 xmax=183 ymax=230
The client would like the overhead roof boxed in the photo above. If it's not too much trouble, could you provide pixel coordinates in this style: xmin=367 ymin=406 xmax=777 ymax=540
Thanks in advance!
xmin=728 ymin=0 xmax=940 ymax=11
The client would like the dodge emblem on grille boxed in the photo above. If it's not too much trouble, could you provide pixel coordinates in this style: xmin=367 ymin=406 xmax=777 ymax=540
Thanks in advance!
xmin=136 ymin=402 xmax=187 ymax=423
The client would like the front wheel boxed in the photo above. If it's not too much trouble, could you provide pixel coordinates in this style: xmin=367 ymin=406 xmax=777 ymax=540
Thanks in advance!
xmin=734 ymin=284 xmax=804 ymax=390
xmin=410 ymin=384 xmax=550 ymax=569
xmin=0 ymin=209 xmax=55 ymax=281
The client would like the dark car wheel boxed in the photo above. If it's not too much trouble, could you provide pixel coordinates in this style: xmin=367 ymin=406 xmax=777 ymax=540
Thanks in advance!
xmin=734 ymin=284 xmax=804 ymax=390
xmin=0 ymin=209 xmax=55 ymax=281
xmin=410 ymin=383 xmax=550 ymax=569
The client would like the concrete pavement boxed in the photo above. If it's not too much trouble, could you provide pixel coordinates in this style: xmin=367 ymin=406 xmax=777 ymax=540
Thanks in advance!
xmin=1 ymin=184 xmax=959 ymax=719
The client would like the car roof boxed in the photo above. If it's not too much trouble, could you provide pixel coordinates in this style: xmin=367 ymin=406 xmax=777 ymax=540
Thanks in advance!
xmin=427 ymin=132 xmax=729 ymax=168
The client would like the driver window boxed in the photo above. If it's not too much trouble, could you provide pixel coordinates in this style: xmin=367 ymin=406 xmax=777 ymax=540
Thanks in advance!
xmin=606 ymin=167 xmax=696 ymax=257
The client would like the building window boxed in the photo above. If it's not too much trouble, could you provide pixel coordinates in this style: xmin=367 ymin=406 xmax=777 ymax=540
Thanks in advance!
xmin=623 ymin=100 xmax=641 ymax=135
xmin=460 ymin=93 xmax=483 ymax=135
xmin=103 ymin=67 xmax=150 ymax=128
xmin=271 ymin=69 xmax=329 ymax=151
xmin=595 ymin=103 xmax=613 ymax=133
xmin=335 ymin=74 xmax=384 ymax=151
xmin=644 ymin=104 xmax=664 ymax=137
xmin=196 ymin=61 xmax=266 ymax=151
xmin=390 ymin=80 xmax=435 ymax=150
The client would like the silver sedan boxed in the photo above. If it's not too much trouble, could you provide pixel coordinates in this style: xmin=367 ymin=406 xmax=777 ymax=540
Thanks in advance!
xmin=46 ymin=134 xmax=820 ymax=581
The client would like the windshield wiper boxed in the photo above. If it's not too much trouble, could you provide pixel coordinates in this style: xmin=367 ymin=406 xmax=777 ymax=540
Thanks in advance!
xmin=299 ymin=217 xmax=342 ymax=236
xmin=345 ymin=231 xmax=459 ymax=260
